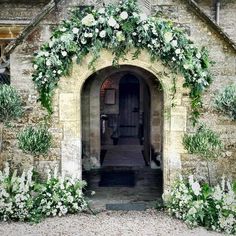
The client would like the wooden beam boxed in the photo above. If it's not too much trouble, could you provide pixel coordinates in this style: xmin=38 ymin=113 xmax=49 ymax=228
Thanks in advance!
xmin=4 ymin=0 xmax=61 ymax=56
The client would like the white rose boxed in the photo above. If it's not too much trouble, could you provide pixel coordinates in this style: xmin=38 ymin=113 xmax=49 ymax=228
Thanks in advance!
xmin=44 ymin=52 xmax=49 ymax=57
xmin=46 ymin=60 xmax=51 ymax=66
xmin=164 ymin=32 xmax=173 ymax=43
xmin=72 ymin=27 xmax=79 ymax=34
xmin=140 ymin=13 xmax=147 ymax=21
xmin=114 ymin=23 xmax=120 ymax=29
xmin=99 ymin=30 xmax=106 ymax=38
xmin=61 ymin=51 xmax=67 ymax=57
xmin=81 ymin=14 xmax=95 ymax=27
xmin=108 ymin=17 xmax=117 ymax=27
xmin=81 ymin=38 xmax=87 ymax=44
xmin=120 ymin=11 xmax=128 ymax=20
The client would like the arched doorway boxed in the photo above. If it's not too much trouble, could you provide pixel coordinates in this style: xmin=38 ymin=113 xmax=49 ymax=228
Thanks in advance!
xmin=82 ymin=65 xmax=164 ymax=206
xmin=58 ymin=50 xmax=187 ymax=199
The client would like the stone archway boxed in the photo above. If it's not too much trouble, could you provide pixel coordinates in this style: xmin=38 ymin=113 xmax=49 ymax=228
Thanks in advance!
xmin=55 ymin=50 xmax=188 ymax=191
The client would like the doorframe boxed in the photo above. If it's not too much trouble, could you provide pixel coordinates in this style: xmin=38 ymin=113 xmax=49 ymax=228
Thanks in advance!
xmin=56 ymin=50 xmax=188 ymax=192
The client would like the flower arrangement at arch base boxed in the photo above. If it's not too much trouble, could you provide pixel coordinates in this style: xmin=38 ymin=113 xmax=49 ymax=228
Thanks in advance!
xmin=32 ymin=0 xmax=213 ymax=124
xmin=163 ymin=175 xmax=236 ymax=234
xmin=0 ymin=163 xmax=89 ymax=223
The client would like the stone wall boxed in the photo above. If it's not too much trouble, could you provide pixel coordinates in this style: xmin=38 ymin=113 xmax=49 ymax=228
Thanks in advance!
xmin=0 ymin=0 xmax=235 ymax=183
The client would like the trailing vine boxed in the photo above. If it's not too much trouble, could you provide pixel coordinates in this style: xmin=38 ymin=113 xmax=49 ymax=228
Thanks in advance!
xmin=32 ymin=0 xmax=213 ymax=124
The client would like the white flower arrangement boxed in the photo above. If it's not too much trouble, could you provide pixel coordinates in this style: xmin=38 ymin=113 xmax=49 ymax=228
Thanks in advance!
xmin=32 ymin=0 xmax=213 ymax=123
xmin=0 ymin=163 xmax=88 ymax=222
xmin=165 ymin=175 xmax=236 ymax=234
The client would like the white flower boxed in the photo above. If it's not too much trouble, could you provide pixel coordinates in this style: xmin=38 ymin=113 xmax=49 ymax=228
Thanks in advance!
xmin=61 ymin=51 xmax=67 ymax=57
xmin=34 ymin=64 xmax=38 ymax=70
xmin=95 ymin=28 xmax=99 ymax=33
xmin=81 ymin=38 xmax=87 ymax=44
xmin=140 ymin=13 xmax=147 ymax=21
xmin=164 ymin=32 xmax=173 ymax=43
xmin=44 ymin=52 xmax=49 ymax=57
xmin=188 ymin=207 xmax=197 ymax=215
xmin=57 ymin=70 xmax=62 ymax=75
xmin=99 ymin=30 xmax=106 ymax=38
xmin=171 ymin=40 xmax=178 ymax=47
xmin=72 ymin=27 xmax=79 ymax=34
xmin=132 ymin=32 xmax=137 ymax=36
xmin=98 ymin=8 xmax=105 ymax=14
xmin=114 ymin=23 xmax=120 ymax=29
xmin=98 ymin=17 xmax=105 ymax=24
xmin=191 ymin=181 xmax=201 ymax=196
xmin=108 ymin=16 xmax=117 ymax=27
xmin=84 ymin=32 xmax=92 ymax=38
xmin=60 ymin=27 xmax=67 ymax=32
xmin=175 ymin=48 xmax=181 ymax=54
xmin=120 ymin=11 xmax=128 ymax=20
xmin=116 ymin=31 xmax=125 ymax=42
xmin=46 ymin=60 xmax=51 ymax=66
xmin=196 ymin=52 xmax=201 ymax=59
xmin=81 ymin=14 xmax=95 ymax=27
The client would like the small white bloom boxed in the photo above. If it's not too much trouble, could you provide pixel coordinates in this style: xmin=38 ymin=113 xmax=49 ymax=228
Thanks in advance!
xmin=34 ymin=64 xmax=38 ymax=70
xmin=60 ymin=27 xmax=67 ymax=32
xmin=81 ymin=14 xmax=95 ymax=27
xmin=95 ymin=28 xmax=99 ymax=33
xmin=132 ymin=32 xmax=137 ymax=36
xmin=44 ymin=52 xmax=49 ymax=57
xmin=191 ymin=181 xmax=201 ymax=196
xmin=164 ymin=32 xmax=173 ymax=43
xmin=196 ymin=52 xmax=201 ymax=59
xmin=171 ymin=40 xmax=178 ymax=47
xmin=99 ymin=30 xmax=106 ymax=38
xmin=81 ymin=38 xmax=87 ymax=44
xmin=108 ymin=17 xmax=117 ymax=27
xmin=120 ymin=11 xmax=128 ymax=20
xmin=57 ymin=70 xmax=62 ymax=75
xmin=175 ymin=48 xmax=181 ymax=54
xmin=98 ymin=17 xmax=105 ymax=24
xmin=88 ymin=32 xmax=93 ymax=38
xmin=172 ymin=57 xmax=176 ymax=61
xmin=114 ymin=23 xmax=120 ymax=29
xmin=116 ymin=31 xmax=125 ymax=42
xmin=72 ymin=27 xmax=79 ymax=34
xmin=46 ymin=60 xmax=51 ymax=66
xmin=61 ymin=51 xmax=67 ymax=57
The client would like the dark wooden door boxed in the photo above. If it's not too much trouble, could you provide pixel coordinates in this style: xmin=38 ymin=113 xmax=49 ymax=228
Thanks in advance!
xmin=119 ymin=77 xmax=139 ymax=137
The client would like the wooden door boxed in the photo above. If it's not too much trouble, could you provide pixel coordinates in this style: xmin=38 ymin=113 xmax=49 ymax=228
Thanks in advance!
xmin=119 ymin=76 xmax=139 ymax=137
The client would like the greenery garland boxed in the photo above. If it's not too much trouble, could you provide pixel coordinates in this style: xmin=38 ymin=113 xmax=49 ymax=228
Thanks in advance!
xmin=32 ymin=0 xmax=213 ymax=123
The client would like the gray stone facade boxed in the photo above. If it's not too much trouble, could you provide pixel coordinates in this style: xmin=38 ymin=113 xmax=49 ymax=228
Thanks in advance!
xmin=0 ymin=0 xmax=235 ymax=187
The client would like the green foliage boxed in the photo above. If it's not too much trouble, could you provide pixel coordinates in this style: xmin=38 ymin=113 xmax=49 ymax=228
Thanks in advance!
xmin=32 ymin=0 xmax=213 ymax=123
xmin=183 ymin=124 xmax=223 ymax=159
xmin=0 ymin=84 xmax=23 ymax=123
xmin=17 ymin=125 xmax=52 ymax=155
xmin=0 ymin=163 xmax=88 ymax=222
xmin=214 ymin=84 xmax=236 ymax=120
xmin=164 ymin=175 xmax=236 ymax=234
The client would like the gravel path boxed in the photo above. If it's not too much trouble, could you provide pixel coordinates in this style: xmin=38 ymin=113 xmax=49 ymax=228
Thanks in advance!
xmin=0 ymin=210 xmax=225 ymax=236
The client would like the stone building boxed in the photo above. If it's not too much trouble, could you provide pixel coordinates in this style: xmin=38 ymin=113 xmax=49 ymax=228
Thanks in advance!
xmin=0 ymin=0 xmax=235 ymax=202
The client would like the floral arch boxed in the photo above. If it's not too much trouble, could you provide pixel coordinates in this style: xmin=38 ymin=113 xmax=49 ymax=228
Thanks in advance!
xmin=32 ymin=0 xmax=213 ymax=124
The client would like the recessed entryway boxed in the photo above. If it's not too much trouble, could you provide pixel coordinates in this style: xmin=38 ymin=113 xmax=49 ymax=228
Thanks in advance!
xmin=81 ymin=65 xmax=164 ymax=208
